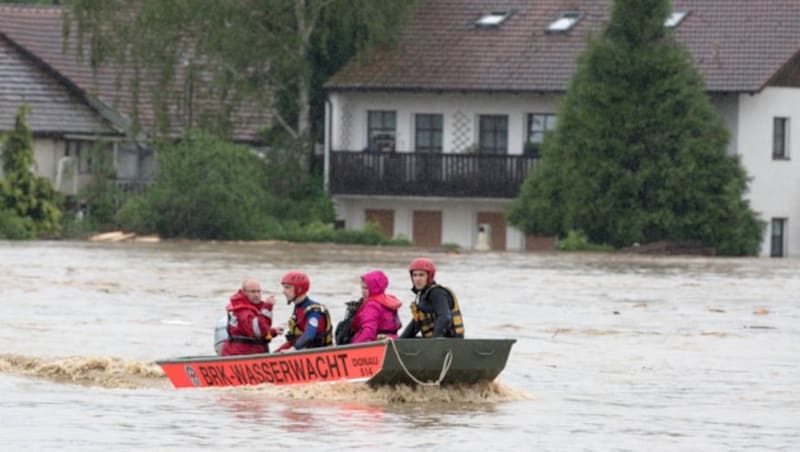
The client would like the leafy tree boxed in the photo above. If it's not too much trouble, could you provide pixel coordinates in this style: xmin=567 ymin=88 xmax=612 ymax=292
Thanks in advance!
xmin=117 ymin=130 xmax=279 ymax=239
xmin=62 ymin=0 xmax=416 ymax=156
xmin=113 ymin=128 xmax=413 ymax=243
xmin=508 ymin=0 xmax=764 ymax=256
xmin=0 ymin=0 xmax=58 ymax=4
xmin=0 ymin=105 xmax=62 ymax=238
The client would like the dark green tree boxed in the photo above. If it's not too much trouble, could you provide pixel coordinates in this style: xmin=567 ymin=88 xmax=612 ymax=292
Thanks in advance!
xmin=0 ymin=105 xmax=62 ymax=237
xmin=62 ymin=0 xmax=415 ymax=155
xmin=508 ymin=0 xmax=764 ymax=255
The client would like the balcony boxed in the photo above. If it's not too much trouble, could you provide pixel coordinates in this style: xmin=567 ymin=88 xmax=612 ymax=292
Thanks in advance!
xmin=328 ymin=150 xmax=538 ymax=198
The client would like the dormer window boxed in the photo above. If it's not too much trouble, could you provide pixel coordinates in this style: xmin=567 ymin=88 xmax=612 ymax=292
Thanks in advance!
xmin=476 ymin=10 xmax=512 ymax=27
xmin=665 ymin=11 xmax=688 ymax=28
xmin=547 ymin=12 xmax=583 ymax=33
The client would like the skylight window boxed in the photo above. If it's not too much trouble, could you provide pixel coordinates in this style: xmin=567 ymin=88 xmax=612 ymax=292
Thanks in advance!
xmin=547 ymin=12 xmax=583 ymax=33
xmin=664 ymin=11 xmax=688 ymax=28
xmin=476 ymin=10 xmax=512 ymax=27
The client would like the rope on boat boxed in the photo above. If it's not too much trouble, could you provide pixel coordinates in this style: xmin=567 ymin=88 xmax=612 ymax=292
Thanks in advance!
xmin=390 ymin=340 xmax=453 ymax=386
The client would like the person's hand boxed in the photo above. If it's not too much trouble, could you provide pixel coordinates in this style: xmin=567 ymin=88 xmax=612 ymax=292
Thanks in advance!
xmin=280 ymin=346 xmax=296 ymax=353
xmin=274 ymin=326 xmax=285 ymax=335
xmin=264 ymin=294 xmax=276 ymax=307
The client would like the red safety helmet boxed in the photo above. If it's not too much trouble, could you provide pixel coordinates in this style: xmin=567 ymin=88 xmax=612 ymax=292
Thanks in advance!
xmin=281 ymin=271 xmax=310 ymax=300
xmin=408 ymin=257 xmax=435 ymax=285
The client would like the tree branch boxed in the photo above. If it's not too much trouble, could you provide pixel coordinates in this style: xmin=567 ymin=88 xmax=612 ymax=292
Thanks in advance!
xmin=272 ymin=110 xmax=299 ymax=139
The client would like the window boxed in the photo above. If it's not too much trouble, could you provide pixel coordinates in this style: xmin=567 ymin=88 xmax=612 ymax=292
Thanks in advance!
xmin=65 ymin=140 xmax=109 ymax=174
xmin=771 ymin=218 xmax=786 ymax=257
xmin=526 ymin=113 xmax=557 ymax=157
xmin=547 ymin=12 xmax=583 ymax=33
xmin=414 ymin=114 xmax=443 ymax=153
xmin=773 ymin=117 xmax=789 ymax=160
xmin=475 ymin=10 xmax=512 ymax=27
xmin=665 ymin=11 xmax=688 ymax=28
xmin=367 ymin=110 xmax=396 ymax=152
xmin=478 ymin=115 xmax=508 ymax=154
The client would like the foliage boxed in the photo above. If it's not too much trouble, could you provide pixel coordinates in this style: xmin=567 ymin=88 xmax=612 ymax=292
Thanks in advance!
xmin=117 ymin=130 xmax=277 ymax=239
xmin=442 ymin=242 xmax=461 ymax=252
xmin=275 ymin=221 xmax=411 ymax=246
xmin=555 ymin=230 xmax=613 ymax=252
xmin=508 ymin=0 xmax=764 ymax=256
xmin=77 ymin=177 xmax=125 ymax=229
xmin=63 ymin=0 xmax=416 ymax=150
xmin=68 ymin=143 xmax=126 ymax=231
xmin=259 ymin=134 xmax=334 ymax=225
xmin=0 ymin=105 xmax=62 ymax=238
xmin=114 ymin=130 xmax=354 ymax=242
xmin=0 ymin=208 xmax=33 ymax=239
xmin=0 ymin=0 xmax=56 ymax=3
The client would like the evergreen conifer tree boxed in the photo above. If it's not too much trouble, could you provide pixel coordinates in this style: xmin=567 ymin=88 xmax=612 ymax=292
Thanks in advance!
xmin=1 ymin=105 xmax=62 ymax=237
xmin=508 ymin=0 xmax=764 ymax=255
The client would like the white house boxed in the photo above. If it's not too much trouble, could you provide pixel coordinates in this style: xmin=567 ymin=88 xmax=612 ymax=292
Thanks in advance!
xmin=324 ymin=0 xmax=800 ymax=257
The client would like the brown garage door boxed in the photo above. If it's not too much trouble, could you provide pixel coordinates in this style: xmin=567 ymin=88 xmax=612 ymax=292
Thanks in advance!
xmin=477 ymin=211 xmax=506 ymax=251
xmin=412 ymin=210 xmax=442 ymax=247
xmin=365 ymin=209 xmax=394 ymax=238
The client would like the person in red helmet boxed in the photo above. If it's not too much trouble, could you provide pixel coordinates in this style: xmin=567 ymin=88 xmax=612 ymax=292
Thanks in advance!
xmin=400 ymin=257 xmax=465 ymax=338
xmin=220 ymin=278 xmax=283 ymax=356
xmin=275 ymin=271 xmax=333 ymax=352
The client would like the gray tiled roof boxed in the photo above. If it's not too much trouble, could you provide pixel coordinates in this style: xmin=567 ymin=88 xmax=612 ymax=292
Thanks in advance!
xmin=327 ymin=0 xmax=800 ymax=93
xmin=1 ymin=35 xmax=117 ymax=135
xmin=0 ymin=5 xmax=269 ymax=142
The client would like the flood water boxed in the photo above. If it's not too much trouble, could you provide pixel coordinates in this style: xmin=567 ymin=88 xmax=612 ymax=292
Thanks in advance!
xmin=0 ymin=240 xmax=797 ymax=451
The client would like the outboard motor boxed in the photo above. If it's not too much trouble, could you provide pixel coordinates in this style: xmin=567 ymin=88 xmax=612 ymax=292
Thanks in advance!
xmin=214 ymin=315 xmax=228 ymax=355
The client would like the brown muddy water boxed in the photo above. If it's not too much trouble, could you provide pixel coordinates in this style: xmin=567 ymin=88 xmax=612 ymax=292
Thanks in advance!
xmin=0 ymin=240 xmax=797 ymax=451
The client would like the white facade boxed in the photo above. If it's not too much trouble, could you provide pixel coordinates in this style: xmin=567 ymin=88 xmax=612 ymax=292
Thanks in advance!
xmin=327 ymin=88 xmax=800 ymax=256
xmin=327 ymin=91 xmax=561 ymax=251
xmin=328 ymin=91 xmax=561 ymax=155
xmin=33 ymin=138 xmax=82 ymax=196
xmin=336 ymin=194 xmax=524 ymax=250
xmin=737 ymin=87 xmax=800 ymax=256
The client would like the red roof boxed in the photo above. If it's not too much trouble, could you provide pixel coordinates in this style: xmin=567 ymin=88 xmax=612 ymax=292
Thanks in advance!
xmin=0 ymin=5 xmax=269 ymax=142
xmin=327 ymin=0 xmax=800 ymax=93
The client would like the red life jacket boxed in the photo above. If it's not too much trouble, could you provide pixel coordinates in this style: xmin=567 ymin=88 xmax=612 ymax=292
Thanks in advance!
xmin=221 ymin=290 xmax=274 ymax=356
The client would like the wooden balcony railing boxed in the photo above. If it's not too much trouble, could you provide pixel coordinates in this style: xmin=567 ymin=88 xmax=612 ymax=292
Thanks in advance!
xmin=328 ymin=150 xmax=538 ymax=198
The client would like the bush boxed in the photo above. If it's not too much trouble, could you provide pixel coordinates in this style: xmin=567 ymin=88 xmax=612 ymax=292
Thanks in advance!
xmin=117 ymin=130 xmax=277 ymax=239
xmin=0 ymin=208 xmax=33 ymax=239
xmin=78 ymin=177 xmax=126 ymax=230
xmin=111 ymin=130 xmax=408 ymax=245
xmin=274 ymin=221 xmax=411 ymax=246
xmin=556 ymin=230 xmax=613 ymax=252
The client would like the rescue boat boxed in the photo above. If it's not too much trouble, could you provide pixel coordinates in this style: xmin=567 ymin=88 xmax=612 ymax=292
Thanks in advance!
xmin=157 ymin=338 xmax=516 ymax=388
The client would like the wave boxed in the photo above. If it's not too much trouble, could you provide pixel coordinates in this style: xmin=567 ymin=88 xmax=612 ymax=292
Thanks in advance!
xmin=218 ymin=379 xmax=532 ymax=405
xmin=0 ymin=354 xmax=531 ymax=403
xmin=0 ymin=354 xmax=168 ymax=389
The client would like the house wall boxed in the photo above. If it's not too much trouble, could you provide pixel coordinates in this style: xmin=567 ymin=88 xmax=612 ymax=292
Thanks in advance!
xmin=737 ymin=87 xmax=800 ymax=256
xmin=328 ymin=91 xmax=558 ymax=251
xmin=3 ymin=137 xmax=145 ymax=197
xmin=328 ymin=88 xmax=797 ymax=255
xmin=329 ymin=91 xmax=561 ymax=154
xmin=334 ymin=195 xmax=525 ymax=251
xmin=0 ymin=137 xmax=82 ymax=195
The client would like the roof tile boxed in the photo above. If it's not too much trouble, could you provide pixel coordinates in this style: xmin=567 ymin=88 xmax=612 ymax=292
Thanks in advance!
xmin=0 ymin=5 xmax=268 ymax=141
xmin=327 ymin=0 xmax=800 ymax=93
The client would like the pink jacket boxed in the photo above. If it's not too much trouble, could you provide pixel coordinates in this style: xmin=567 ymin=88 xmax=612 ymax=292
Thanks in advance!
xmin=351 ymin=270 xmax=402 ymax=344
